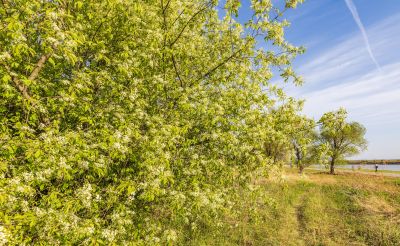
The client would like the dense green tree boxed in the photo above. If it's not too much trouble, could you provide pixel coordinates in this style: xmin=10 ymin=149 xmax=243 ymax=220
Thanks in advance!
xmin=265 ymin=98 xmax=305 ymax=165
xmin=0 ymin=0 xmax=304 ymax=244
xmin=290 ymin=115 xmax=319 ymax=174
xmin=271 ymin=100 xmax=325 ymax=174
xmin=263 ymin=110 xmax=292 ymax=164
xmin=318 ymin=109 xmax=367 ymax=175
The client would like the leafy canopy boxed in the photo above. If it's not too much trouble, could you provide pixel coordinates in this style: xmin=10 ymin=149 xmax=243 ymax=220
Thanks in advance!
xmin=318 ymin=108 xmax=367 ymax=174
xmin=1 ymin=0 xmax=304 ymax=244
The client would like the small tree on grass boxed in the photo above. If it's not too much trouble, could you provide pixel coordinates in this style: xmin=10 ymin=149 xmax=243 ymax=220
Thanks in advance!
xmin=318 ymin=108 xmax=367 ymax=174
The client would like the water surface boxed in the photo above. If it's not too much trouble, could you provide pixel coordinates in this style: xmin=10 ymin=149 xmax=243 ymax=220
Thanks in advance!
xmin=311 ymin=164 xmax=400 ymax=172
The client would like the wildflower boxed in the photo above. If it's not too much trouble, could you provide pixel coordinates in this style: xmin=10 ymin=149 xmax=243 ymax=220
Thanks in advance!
xmin=76 ymin=183 xmax=93 ymax=207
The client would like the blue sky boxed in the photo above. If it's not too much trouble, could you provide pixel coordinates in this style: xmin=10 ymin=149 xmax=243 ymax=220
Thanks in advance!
xmin=233 ymin=0 xmax=400 ymax=159
xmin=283 ymin=0 xmax=400 ymax=159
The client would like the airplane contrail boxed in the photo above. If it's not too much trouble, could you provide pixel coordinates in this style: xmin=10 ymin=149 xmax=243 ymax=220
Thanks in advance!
xmin=344 ymin=0 xmax=380 ymax=70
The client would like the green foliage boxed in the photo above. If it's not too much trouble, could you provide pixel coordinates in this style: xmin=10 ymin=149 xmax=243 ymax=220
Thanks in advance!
xmin=0 ymin=0 xmax=305 ymax=244
xmin=275 ymin=101 xmax=320 ymax=173
xmin=318 ymin=108 xmax=368 ymax=174
xmin=263 ymin=99 xmax=303 ymax=164
xmin=268 ymin=100 xmax=327 ymax=173
xmin=289 ymin=115 xmax=320 ymax=173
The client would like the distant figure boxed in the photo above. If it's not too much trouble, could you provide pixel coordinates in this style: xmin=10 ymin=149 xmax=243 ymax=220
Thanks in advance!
xmin=375 ymin=164 xmax=378 ymax=172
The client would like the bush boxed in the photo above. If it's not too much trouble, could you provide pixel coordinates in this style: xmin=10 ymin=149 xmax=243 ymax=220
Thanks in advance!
xmin=0 ymin=0 xmax=303 ymax=244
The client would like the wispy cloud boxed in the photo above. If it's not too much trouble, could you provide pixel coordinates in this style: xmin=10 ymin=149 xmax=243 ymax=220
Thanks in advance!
xmin=301 ymin=63 xmax=400 ymax=124
xmin=300 ymin=63 xmax=400 ymax=159
xmin=287 ymin=14 xmax=400 ymax=93
xmin=285 ymin=13 xmax=400 ymax=159
xmin=344 ymin=0 xmax=380 ymax=70
xmin=290 ymin=14 xmax=400 ymax=121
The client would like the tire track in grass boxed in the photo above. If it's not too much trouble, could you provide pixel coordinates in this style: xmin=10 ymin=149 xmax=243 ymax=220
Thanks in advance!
xmin=295 ymin=194 xmax=307 ymax=239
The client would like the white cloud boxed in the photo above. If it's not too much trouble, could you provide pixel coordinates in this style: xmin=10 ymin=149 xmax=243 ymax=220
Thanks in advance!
xmin=300 ymin=63 xmax=400 ymax=122
xmin=301 ymin=63 xmax=400 ymax=159
xmin=291 ymin=13 xmax=400 ymax=92
xmin=286 ymin=13 xmax=400 ymax=159
xmin=344 ymin=0 xmax=380 ymax=70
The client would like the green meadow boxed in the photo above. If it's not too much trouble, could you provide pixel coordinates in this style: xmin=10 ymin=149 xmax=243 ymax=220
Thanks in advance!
xmin=192 ymin=169 xmax=400 ymax=245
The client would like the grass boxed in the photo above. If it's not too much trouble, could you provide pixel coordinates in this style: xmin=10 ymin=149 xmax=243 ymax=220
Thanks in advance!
xmin=189 ymin=168 xmax=400 ymax=245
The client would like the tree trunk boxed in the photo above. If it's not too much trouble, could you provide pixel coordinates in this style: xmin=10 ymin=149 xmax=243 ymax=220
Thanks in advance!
xmin=295 ymin=146 xmax=303 ymax=174
xmin=330 ymin=158 xmax=335 ymax=175
xmin=299 ymin=165 xmax=304 ymax=174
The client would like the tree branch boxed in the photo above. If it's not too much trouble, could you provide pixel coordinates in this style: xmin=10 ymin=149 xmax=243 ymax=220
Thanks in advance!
xmin=28 ymin=53 xmax=52 ymax=81
xmin=195 ymin=44 xmax=246 ymax=84
xmin=90 ymin=9 xmax=112 ymax=43
xmin=1 ymin=62 xmax=33 ymax=102
xmin=1 ymin=51 xmax=51 ymax=103
xmin=171 ymin=9 xmax=185 ymax=27
xmin=162 ymin=0 xmax=171 ymax=14
xmin=171 ymin=53 xmax=184 ymax=87
xmin=169 ymin=2 xmax=211 ymax=47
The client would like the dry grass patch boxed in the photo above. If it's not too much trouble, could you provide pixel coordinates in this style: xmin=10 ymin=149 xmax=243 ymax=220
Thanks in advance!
xmin=357 ymin=195 xmax=397 ymax=215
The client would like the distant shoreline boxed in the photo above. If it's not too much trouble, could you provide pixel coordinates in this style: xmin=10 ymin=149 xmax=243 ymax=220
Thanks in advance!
xmin=346 ymin=160 xmax=400 ymax=165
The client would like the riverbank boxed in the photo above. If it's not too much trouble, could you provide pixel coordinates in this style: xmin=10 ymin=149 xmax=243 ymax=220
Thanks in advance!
xmin=308 ymin=164 xmax=400 ymax=174
xmin=306 ymin=166 xmax=400 ymax=177
xmin=191 ymin=169 xmax=400 ymax=245
xmin=336 ymin=168 xmax=400 ymax=177
xmin=347 ymin=159 xmax=400 ymax=165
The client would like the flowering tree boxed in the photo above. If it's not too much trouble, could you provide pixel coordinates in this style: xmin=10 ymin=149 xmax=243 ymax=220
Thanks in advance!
xmin=318 ymin=108 xmax=367 ymax=174
xmin=0 ymin=0 xmax=304 ymax=244
xmin=265 ymin=99 xmax=304 ymax=164
xmin=270 ymin=100 xmax=325 ymax=174
xmin=290 ymin=115 xmax=318 ymax=174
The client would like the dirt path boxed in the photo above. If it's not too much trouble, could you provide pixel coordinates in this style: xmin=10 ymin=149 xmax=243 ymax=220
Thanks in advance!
xmin=295 ymin=195 xmax=307 ymax=239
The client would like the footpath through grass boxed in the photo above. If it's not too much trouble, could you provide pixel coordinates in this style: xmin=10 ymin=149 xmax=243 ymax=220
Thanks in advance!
xmin=190 ymin=169 xmax=400 ymax=245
